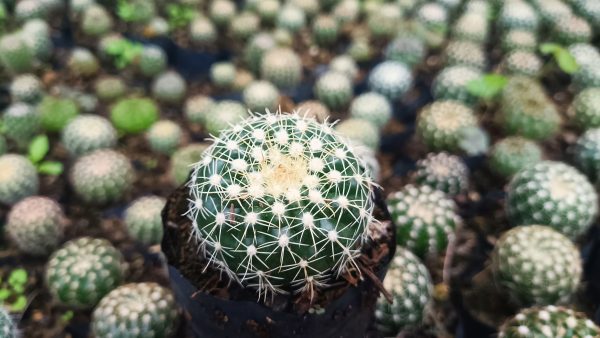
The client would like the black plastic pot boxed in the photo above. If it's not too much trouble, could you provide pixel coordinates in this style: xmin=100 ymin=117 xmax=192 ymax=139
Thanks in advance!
xmin=161 ymin=185 xmax=396 ymax=338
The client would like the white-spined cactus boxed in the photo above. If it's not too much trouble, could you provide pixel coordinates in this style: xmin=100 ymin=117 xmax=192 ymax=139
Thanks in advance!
xmin=124 ymin=196 xmax=167 ymax=246
xmin=0 ymin=306 xmax=16 ymax=338
xmin=0 ymin=154 xmax=39 ymax=205
xmin=186 ymin=112 xmax=377 ymax=296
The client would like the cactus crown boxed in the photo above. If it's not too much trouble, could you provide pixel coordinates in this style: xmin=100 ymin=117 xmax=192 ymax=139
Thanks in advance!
xmin=0 ymin=306 xmax=15 ymax=338
xmin=186 ymin=112 xmax=376 ymax=297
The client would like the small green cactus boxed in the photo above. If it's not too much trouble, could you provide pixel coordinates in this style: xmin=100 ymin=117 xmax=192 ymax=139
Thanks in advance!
xmin=210 ymin=62 xmax=237 ymax=89
xmin=10 ymin=74 xmax=42 ymax=103
xmin=138 ymin=45 xmax=167 ymax=78
xmin=276 ymin=5 xmax=306 ymax=33
xmin=230 ymin=12 xmax=260 ymax=41
xmin=62 ymin=115 xmax=117 ymax=157
xmin=124 ymin=196 xmax=167 ymax=246
xmin=170 ymin=143 xmax=209 ymax=185
xmin=210 ymin=0 xmax=236 ymax=27
xmin=571 ymin=87 xmax=600 ymax=130
xmin=255 ymin=0 xmax=279 ymax=24
xmin=498 ymin=1 xmax=539 ymax=32
xmin=330 ymin=55 xmax=358 ymax=81
xmin=368 ymin=61 xmax=413 ymax=101
xmin=0 ymin=306 xmax=15 ymax=338
xmin=260 ymin=47 xmax=302 ymax=89
xmin=416 ymin=3 xmax=449 ymax=32
xmin=110 ymin=97 xmax=159 ymax=134
xmin=499 ymin=306 xmax=600 ymax=338
xmin=92 ymin=282 xmax=179 ymax=338
xmin=387 ymin=184 xmax=461 ymax=258
xmin=203 ymin=100 xmax=249 ymax=136
xmin=2 ymin=102 xmax=40 ymax=146
xmin=444 ymin=40 xmax=486 ymax=70
xmin=553 ymin=15 xmax=592 ymax=45
xmin=488 ymin=136 xmax=543 ymax=178
xmin=312 ymin=15 xmax=339 ymax=46
xmin=38 ymin=96 xmax=80 ymax=133
xmin=573 ymin=62 xmax=600 ymax=91
xmin=348 ymin=38 xmax=373 ymax=62
xmin=243 ymin=80 xmax=280 ymax=113
xmin=68 ymin=48 xmax=99 ymax=77
xmin=375 ymin=248 xmax=432 ymax=336
xmin=314 ymin=71 xmax=353 ymax=111
xmin=6 ymin=196 xmax=65 ymax=256
xmin=152 ymin=71 xmax=187 ymax=104
xmin=432 ymin=66 xmax=482 ymax=106
xmin=568 ymin=43 xmax=599 ymax=67
xmin=0 ymin=32 xmax=34 ymax=74
xmin=189 ymin=16 xmax=217 ymax=45
xmin=0 ymin=154 xmax=39 ymax=205
xmin=146 ymin=120 xmax=183 ymax=155
xmin=22 ymin=19 xmax=53 ymax=62
xmin=333 ymin=0 xmax=360 ymax=25
xmin=70 ymin=150 xmax=135 ymax=204
xmin=184 ymin=95 xmax=215 ymax=124
xmin=537 ymin=0 xmax=572 ymax=26
xmin=366 ymin=3 xmax=402 ymax=39
xmin=46 ymin=237 xmax=124 ymax=308
xmin=294 ymin=100 xmax=330 ymax=122
xmin=245 ymin=32 xmax=276 ymax=74
xmin=452 ymin=13 xmax=489 ymax=44
xmin=15 ymin=0 xmax=48 ymax=21
xmin=416 ymin=100 xmax=478 ymax=152
xmin=349 ymin=92 xmax=392 ymax=129
xmin=94 ymin=76 xmax=126 ymax=101
xmin=506 ymin=161 xmax=598 ymax=239
xmin=0 ymin=136 xmax=6 ymax=156
xmin=491 ymin=225 xmax=581 ymax=306
xmin=503 ymin=50 xmax=542 ymax=77
xmin=335 ymin=118 xmax=380 ymax=150
xmin=81 ymin=5 xmax=113 ymax=36
xmin=384 ymin=34 xmax=426 ymax=68
xmin=501 ymin=29 xmax=537 ymax=52
xmin=572 ymin=128 xmax=600 ymax=183
xmin=414 ymin=152 xmax=469 ymax=196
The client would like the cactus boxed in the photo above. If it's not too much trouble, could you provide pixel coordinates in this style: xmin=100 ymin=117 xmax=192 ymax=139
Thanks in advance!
xmin=574 ymin=1 xmax=600 ymax=29
xmin=81 ymin=5 xmax=113 ymax=36
xmin=553 ymin=15 xmax=592 ymax=45
xmin=15 ymin=0 xmax=48 ymax=21
xmin=572 ymin=128 xmax=600 ymax=183
xmin=70 ymin=150 xmax=135 ymax=204
xmin=244 ymin=32 xmax=276 ymax=74
xmin=333 ymin=0 xmax=360 ymax=25
xmin=210 ymin=0 xmax=236 ymax=27
xmin=335 ymin=118 xmax=380 ymax=150
xmin=314 ymin=71 xmax=353 ymax=111
xmin=498 ymin=1 xmax=539 ymax=32
xmin=22 ymin=19 xmax=53 ymax=62
xmin=138 ymin=45 xmax=167 ymax=78
xmin=571 ymin=87 xmax=600 ymax=130
xmin=0 ymin=32 xmax=34 ymax=74
xmin=311 ymin=15 xmax=339 ymax=47
xmin=384 ymin=34 xmax=426 ymax=68
xmin=260 ymin=48 xmax=302 ymax=89
xmin=349 ymin=92 xmax=392 ymax=129
xmin=94 ymin=76 xmax=126 ymax=101
xmin=144 ymin=17 xmax=169 ymax=37
xmin=330 ymin=55 xmax=358 ymax=81
xmin=503 ymin=50 xmax=542 ymax=77
xmin=203 ymin=100 xmax=249 ymax=136
xmin=506 ymin=161 xmax=598 ymax=239
xmin=10 ymin=74 xmax=42 ymax=104
xmin=62 ymin=115 xmax=117 ymax=157
xmin=375 ymin=247 xmax=432 ymax=335
xmin=290 ymin=0 xmax=319 ymax=18
xmin=46 ymin=237 xmax=124 ymax=308
xmin=124 ymin=196 xmax=167 ymax=246
xmin=276 ymin=5 xmax=306 ymax=33
xmin=38 ymin=96 xmax=80 ymax=133
xmin=452 ymin=13 xmax=488 ymax=44
xmin=414 ymin=152 xmax=468 ymax=196
xmin=416 ymin=100 xmax=478 ymax=152
xmin=294 ymin=100 xmax=330 ymax=123
xmin=2 ymin=102 xmax=40 ymax=146
xmin=489 ymin=136 xmax=543 ymax=178
xmin=210 ymin=62 xmax=237 ymax=89
xmin=491 ymin=225 xmax=581 ymax=306
xmin=444 ymin=40 xmax=486 ymax=70
xmin=0 ymin=154 xmax=39 ymax=205
xmin=567 ymin=43 xmax=600 ymax=68
xmin=255 ymin=0 xmax=279 ymax=24
xmin=110 ymin=97 xmax=159 ymax=134
xmin=432 ymin=66 xmax=481 ymax=106
xmin=498 ymin=306 xmax=600 ymax=338
xmin=170 ymin=143 xmax=209 ymax=185
xmin=0 ymin=306 xmax=15 ymax=338
xmin=184 ymin=95 xmax=215 ymax=124
xmin=573 ymin=62 xmax=600 ymax=91
xmin=368 ymin=61 xmax=413 ymax=101
xmin=0 ymin=136 xmax=5 ymax=156
xmin=92 ymin=282 xmax=178 ymax=338
xmin=146 ymin=120 xmax=183 ymax=155
xmin=186 ymin=112 xmax=376 ymax=294
xmin=416 ymin=3 xmax=448 ymax=32
xmin=537 ymin=0 xmax=572 ymax=26
xmin=501 ymin=29 xmax=537 ymax=52
xmin=348 ymin=38 xmax=373 ymax=62
xmin=68 ymin=48 xmax=99 ymax=77
xmin=230 ymin=12 xmax=260 ymax=41
xmin=387 ymin=184 xmax=461 ymax=258
xmin=366 ymin=3 xmax=402 ymax=39
xmin=152 ymin=71 xmax=186 ymax=104
xmin=243 ymin=80 xmax=280 ymax=113
xmin=6 ymin=196 xmax=65 ymax=256
xmin=189 ymin=16 xmax=217 ymax=45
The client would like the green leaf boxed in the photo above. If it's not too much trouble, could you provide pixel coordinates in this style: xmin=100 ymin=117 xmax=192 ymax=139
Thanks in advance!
xmin=61 ymin=310 xmax=74 ymax=323
xmin=539 ymin=42 xmax=562 ymax=55
xmin=539 ymin=43 xmax=579 ymax=74
xmin=0 ymin=288 xmax=10 ymax=300
xmin=8 ymin=269 xmax=27 ymax=287
xmin=10 ymin=295 xmax=27 ymax=312
xmin=28 ymin=135 xmax=49 ymax=164
xmin=38 ymin=161 xmax=64 ymax=175
xmin=467 ymin=74 xmax=508 ymax=100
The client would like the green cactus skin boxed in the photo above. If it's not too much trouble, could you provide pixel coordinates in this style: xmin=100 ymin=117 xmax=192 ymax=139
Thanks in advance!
xmin=260 ymin=48 xmax=302 ymax=90
xmin=416 ymin=100 xmax=478 ymax=152
xmin=499 ymin=306 xmax=600 ymax=338
xmin=574 ymin=0 xmax=600 ymax=30
xmin=536 ymin=0 xmax=572 ymax=26
xmin=571 ymin=87 xmax=600 ymax=130
xmin=375 ymin=248 xmax=432 ymax=336
xmin=81 ymin=5 xmax=113 ymax=37
xmin=210 ymin=0 xmax=236 ymax=27
xmin=94 ymin=76 xmax=126 ymax=102
xmin=0 ymin=136 xmax=6 ymax=156
xmin=189 ymin=16 xmax=217 ymax=45
xmin=0 ymin=32 xmax=34 ymax=74
xmin=68 ymin=48 xmax=99 ymax=77
xmin=230 ymin=12 xmax=260 ymax=41
xmin=110 ymin=97 xmax=159 ymax=134
xmin=489 ymin=136 xmax=543 ymax=178
xmin=295 ymin=100 xmax=331 ymax=123
xmin=384 ymin=34 xmax=426 ymax=68
xmin=38 ymin=96 xmax=80 ymax=133
xmin=492 ymin=225 xmax=581 ymax=306
xmin=0 ymin=154 xmax=39 ymax=206
xmin=568 ymin=43 xmax=600 ymax=68
xmin=432 ymin=66 xmax=482 ymax=107
xmin=311 ymin=15 xmax=339 ymax=47
xmin=498 ymin=1 xmax=539 ymax=32
xmin=10 ymin=74 xmax=42 ymax=104
xmin=330 ymin=55 xmax=358 ymax=81
xmin=553 ymin=15 xmax=592 ymax=45
xmin=124 ymin=196 xmax=167 ymax=246
xmin=0 ymin=306 xmax=16 ymax=338
xmin=62 ymin=115 xmax=117 ymax=157
xmin=210 ymin=62 xmax=237 ymax=89
xmin=245 ymin=32 xmax=276 ymax=75
xmin=46 ymin=237 xmax=124 ymax=309
xmin=368 ymin=61 xmax=413 ymax=101
xmin=366 ymin=4 xmax=403 ymax=40
xmin=349 ymin=92 xmax=392 ymax=129
xmin=415 ymin=152 xmax=469 ymax=196
xmin=506 ymin=161 xmax=598 ymax=239
xmin=152 ymin=71 xmax=187 ymax=104
xmin=92 ymin=282 xmax=178 ymax=338
xmin=7 ymin=196 xmax=65 ymax=256
xmin=333 ymin=0 xmax=360 ymax=25
xmin=255 ymin=0 xmax=279 ymax=24
xmin=277 ymin=5 xmax=306 ymax=33
xmin=573 ymin=62 xmax=600 ymax=91
xmin=146 ymin=120 xmax=183 ymax=155
xmin=22 ymin=19 xmax=53 ymax=62
xmin=138 ymin=45 xmax=167 ymax=78
xmin=503 ymin=50 xmax=542 ymax=77
xmin=184 ymin=95 xmax=215 ymax=124
xmin=334 ymin=118 xmax=380 ymax=150
xmin=445 ymin=40 xmax=486 ymax=70
xmin=70 ymin=150 xmax=135 ymax=204
xmin=348 ymin=38 xmax=373 ymax=63
xmin=15 ymin=0 xmax=48 ymax=21
xmin=186 ymin=112 xmax=376 ymax=295
xmin=2 ymin=102 xmax=40 ymax=147
xmin=243 ymin=80 xmax=280 ymax=113
xmin=501 ymin=30 xmax=537 ymax=53
xmin=314 ymin=71 xmax=353 ymax=111
xmin=452 ymin=13 xmax=489 ymax=44
xmin=203 ymin=100 xmax=249 ymax=137
xmin=170 ymin=143 xmax=209 ymax=185
xmin=572 ymin=128 xmax=600 ymax=183
xmin=416 ymin=3 xmax=448 ymax=32
xmin=387 ymin=184 xmax=461 ymax=258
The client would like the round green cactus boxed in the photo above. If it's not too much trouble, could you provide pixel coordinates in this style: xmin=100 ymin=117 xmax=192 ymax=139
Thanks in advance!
xmin=553 ymin=15 xmax=592 ymax=45
xmin=68 ymin=47 xmax=99 ymax=77
xmin=571 ymin=87 xmax=600 ymax=130
xmin=46 ymin=237 xmax=124 ymax=308
xmin=349 ymin=92 xmax=392 ymax=129
xmin=277 ymin=5 xmax=306 ymax=33
xmin=432 ymin=66 xmax=481 ymax=106
xmin=184 ymin=95 xmax=215 ymax=124
xmin=499 ymin=306 xmax=600 ymax=338
xmin=260 ymin=47 xmax=302 ymax=89
xmin=210 ymin=0 xmax=236 ymax=27
xmin=488 ymin=136 xmax=543 ymax=178
xmin=255 ymin=0 xmax=279 ymax=24
xmin=452 ymin=13 xmax=489 ymax=44
xmin=537 ymin=0 xmax=572 ymax=26
xmin=416 ymin=100 xmax=478 ymax=152
xmin=384 ymin=34 xmax=426 ymax=68
xmin=81 ymin=5 xmax=112 ymax=36
xmin=203 ymin=100 xmax=249 ymax=136
xmin=189 ymin=16 xmax=217 ymax=45
xmin=138 ymin=45 xmax=167 ymax=78
xmin=573 ymin=62 xmax=600 ymax=91
xmin=314 ymin=71 xmax=353 ymax=111
xmin=506 ymin=161 xmax=598 ymax=239
xmin=501 ymin=29 xmax=537 ymax=52
xmin=330 ymin=55 xmax=358 ymax=81
xmin=170 ymin=143 xmax=209 ymax=185
xmin=152 ymin=71 xmax=186 ymax=104
xmin=245 ymin=32 xmax=276 ymax=74
xmin=10 ymin=73 xmax=42 ymax=103
xmin=289 ymin=0 xmax=318 ymax=18
xmin=414 ymin=152 xmax=469 ymax=196
xmin=0 ymin=32 xmax=34 ymax=74
xmin=335 ymin=118 xmax=380 ymax=150
xmin=312 ymin=14 xmax=339 ymax=46
xmin=572 ymin=128 xmax=600 ymax=183
xmin=22 ymin=19 xmax=53 ymax=62
xmin=70 ymin=150 xmax=135 ymax=204
xmin=92 ymin=282 xmax=179 ymax=338
xmin=2 ymin=102 xmax=40 ymax=146
xmin=503 ymin=50 xmax=542 ymax=77
xmin=491 ymin=225 xmax=581 ymax=306
xmin=187 ymin=113 xmax=376 ymax=294
xmin=38 ymin=96 xmax=79 ymax=133
xmin=445 ymin=40 xmax=486 ymax=70
xmin=243 ymin=80 xmax=280 ymax=113
xmin=368 ymin=61 xmax=413 ymax=101
xmin=0 ymin=306 xmax=15 ymax=338
xmin=375 ymin=247 xmax=432 ymax=336
xmin=333 ymin=0 xmax=360 ymax=25
xmin=348 ymin=38 xmax=373 ymax=62
xmin=387 ymin=184 xmax=461 ymax=258
xmin=416 ymin=3 xmax=448 ymax=32
xmin=567 ymin=43 xmax=599 ymax=67
xmin=15 ymin=0 xmax=48 ymax=21
xmin=295 ymin=100 xmax=331 ymax=123
xmin=146 ymin=120 xmax=183 ymax=155
xmin=7 ymin=196 xmax=65 ymax=256
xmin=124 ymin=196 xmax=167 ymax=246
xmin=94 ymin=76 xmax=126 ymax=101
xmin=229 ymin=11 xmax=260 ymax=41
xmin=62 ymin=115 xmax=117 ymax=157
xmin=366 ymin=3 xmax=402 ymax=39
xmin=0 ymin=154 xmax=39 ymax=205
xmin=498 ymin=1 xmax=539 ymax=32
xmin=0 ymin=136 xmax=6 ymax=156
xmin=210 ymin=62 xmax=237 ymax=89
xmin=110 ymin=97 xmax=159 ymax=134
